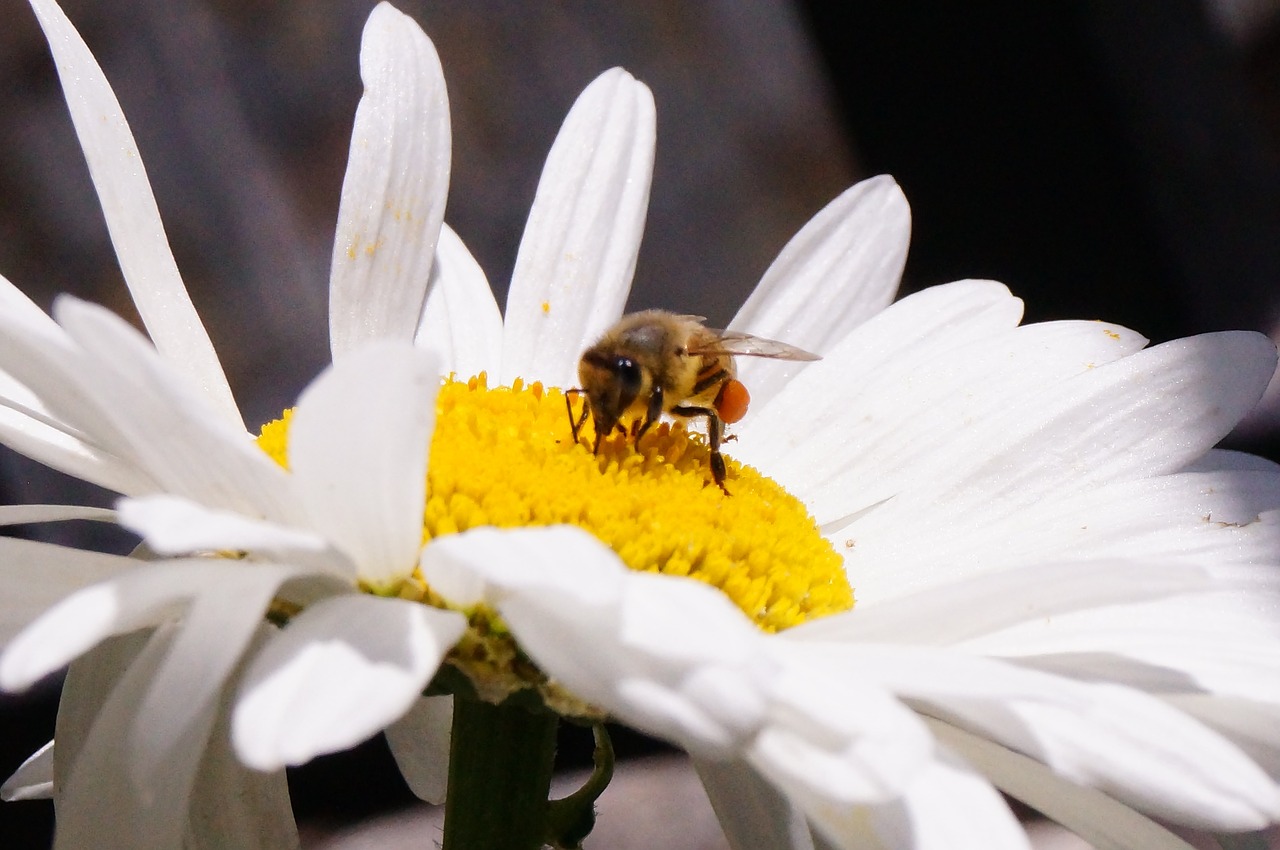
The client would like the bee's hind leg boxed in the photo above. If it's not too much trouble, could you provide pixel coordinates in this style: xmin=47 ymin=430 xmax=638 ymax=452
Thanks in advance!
xmin=672 ymin=404 xmax=729 ymax=495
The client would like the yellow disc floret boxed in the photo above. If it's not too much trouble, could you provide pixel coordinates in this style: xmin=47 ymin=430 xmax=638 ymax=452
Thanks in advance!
xmin=425 ymin=374 xmax=851 ymax=631
xmin=257 ymin=374 xmax=852 ymax=708
xmin=257 ymin=408 xmax=292 ymax=469
xmin=258 ymin=374 xmax=851 ymax=629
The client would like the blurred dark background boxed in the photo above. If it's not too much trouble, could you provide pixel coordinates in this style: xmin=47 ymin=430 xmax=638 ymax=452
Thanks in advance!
xmin=2 ymin=0 xmax=1280 ymax=845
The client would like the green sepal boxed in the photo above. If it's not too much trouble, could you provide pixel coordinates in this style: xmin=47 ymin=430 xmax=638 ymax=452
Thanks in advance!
xmin=545 ymin=724 xmax=615 ymax=850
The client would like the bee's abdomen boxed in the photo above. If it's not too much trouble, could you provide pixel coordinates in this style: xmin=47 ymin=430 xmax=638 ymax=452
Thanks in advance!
xmin=692 ymin=360 xmax=730 ymax=396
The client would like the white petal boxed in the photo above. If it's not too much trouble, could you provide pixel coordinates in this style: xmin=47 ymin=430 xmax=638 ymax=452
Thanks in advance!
xmin=736 ymin=279 xmax=1025 ymax=474
xmin=1185 ymin=448 xmax=1280 ymax=474
xmin=854 ymin=753 xmax=1029 ymax=850
xmin=329 ymin=2 xmax=451 ymax=358
xmin=846 ymin=488 xmax=1280 ymax=610
xmin=415 ymin=224 xmax=503 ymax=379
xmin=931 ymin=719 xmax=1200 ymax=850
xmin=52 ymin=629 xmax=148 ymax=786
xmin=422 ymin=523 xmax=936 ymax=819
xmin=385 ymin=694 xmax=454 ymax=804
xmin=233 ymin=594 xmax=465 ymax=770
xmin=693 ymin=758 xmax=816 ymax=850
xmin=422 ymin=528 xmax=977 ymax=838
xmin=804 ymin=644 xmax=1280 ymax=830
xmin=854 ymin=469 xmax=1280 ymax=604
xmin=52 ymin=298 xmax=298 ymax=521
xmin=788 ymin=559 xmax=1211 ymax=646
xmin=50 ymin=623 xmax=294 ymax=849
xmin=730 ymin=175 xmax=910 ymax=406
xmin=0 ymin=301 xmax=161 ymax=493
xmin=0 ymin=278 xmax=140 ymax=487
xmin=116 ymin=494 xmax=344 ymax=576
xmin=973 ymin=596 xmax=1280 ymax=706
xmin=0 ymin=504 xmax=115 ymax=526
xmin=756 ymin=317 xmax=1147 ymax=529
xmin=501 ymin=68 xmax=656 ymax=387
xmin=0 ymin=362 xmax=69 ymax=431
xmin=419 ymin=525 xmax=626 ymax=609
xmin=1167 ymin=695 xmax=1280 ymax=781
xmin=1 ymin=739 xmax=53 ymax=802
xmin=27 ymin=0 xmax=239 ymax=427
xmin=880 ymin=331 xmax=1273 ymax=525
xmin=184 ymin=670 xmax=300 ymax=850
xmin=0 ymin=271 xmax=64 ymax=340
xmin=835 ymin=333 xmax=1278 ymax=602
xmin=288 ymin=342 xmax=440 ymax=586
xmin=0 ymin=559 xmax=289 ymax=693
xmin=0 ymin=407 xmax=149 ymax=495
xmin=0 ymin=536 xmax=134 ymax=647
xmin=747 ymin=667 xmax=934 ymax=808
xmin=53 ymin=627 xmax=193 ymax=850
xmin=129 ymin=566 xmax=298 ymax=788
xmin=937 ymin=533 xmax=1280 ymax=707
xmin=420 ymin=526 xmax=771 ymax=756
xmin=0 ymin=299 xmax=96 ymax=430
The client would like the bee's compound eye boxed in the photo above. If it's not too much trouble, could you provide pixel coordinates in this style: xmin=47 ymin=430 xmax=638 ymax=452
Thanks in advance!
xmin=615 ymin=358 xmax=643 ymax=394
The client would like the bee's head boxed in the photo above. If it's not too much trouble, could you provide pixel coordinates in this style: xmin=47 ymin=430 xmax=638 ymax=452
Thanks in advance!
xmin=579 ymin=349 xmax=647 ymax=436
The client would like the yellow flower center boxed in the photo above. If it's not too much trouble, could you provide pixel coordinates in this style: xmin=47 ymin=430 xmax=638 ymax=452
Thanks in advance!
xmin=258 ymin=374 xmax=852 ymax=707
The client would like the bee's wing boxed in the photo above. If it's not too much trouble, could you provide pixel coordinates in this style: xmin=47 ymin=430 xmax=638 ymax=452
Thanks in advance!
xmin=690 ymin=329 xmax=821 ymax=361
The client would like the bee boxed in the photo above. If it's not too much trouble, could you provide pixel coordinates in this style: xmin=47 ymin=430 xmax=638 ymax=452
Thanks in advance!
xmin=567 ymin=309 xmax=819 ymax=493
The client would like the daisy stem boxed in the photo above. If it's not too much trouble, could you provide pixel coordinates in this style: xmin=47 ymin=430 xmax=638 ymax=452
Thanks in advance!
xmin=441 ymin=697 xmax=559 ymax=850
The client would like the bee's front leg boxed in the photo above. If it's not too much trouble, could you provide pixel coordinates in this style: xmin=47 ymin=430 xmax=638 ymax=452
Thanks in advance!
xmin=566 ymin=389 xmax=590 ymax=444
xmin=634 ymin=386 xmax=664 ymax=444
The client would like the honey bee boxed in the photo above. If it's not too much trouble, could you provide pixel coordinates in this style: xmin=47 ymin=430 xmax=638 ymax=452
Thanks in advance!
xmin=568 ymin=309 xmax=819 ymax=493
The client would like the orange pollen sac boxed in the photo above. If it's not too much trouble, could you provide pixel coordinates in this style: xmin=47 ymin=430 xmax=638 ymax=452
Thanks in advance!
xmin=716 ymin=379 xmax=751 ymax=424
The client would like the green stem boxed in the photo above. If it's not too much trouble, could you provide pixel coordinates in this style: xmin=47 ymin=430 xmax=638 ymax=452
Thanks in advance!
xmin=441 ymin=697 xmax=559 ymax=850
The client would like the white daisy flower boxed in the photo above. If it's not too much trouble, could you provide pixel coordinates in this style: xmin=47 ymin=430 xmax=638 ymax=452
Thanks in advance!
xmin=2 ymin=2 xmax=1279 ymax=850
xmin=398 ymin=238 xmax=1280 ymax=845
xmin=0 ymin=1 xmax=464 ymax=845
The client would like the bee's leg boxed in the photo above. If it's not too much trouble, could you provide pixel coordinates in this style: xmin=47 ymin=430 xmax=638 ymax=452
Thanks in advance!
xmin=634 ymin=386 xmax=664 ymax=444
xmin=707 ymin=413 xmax=729 ymax=494
xmin=672 ymin=404 xmax=729 ymax=494
xmin=566 ymin=389 xmax=590 ymax=444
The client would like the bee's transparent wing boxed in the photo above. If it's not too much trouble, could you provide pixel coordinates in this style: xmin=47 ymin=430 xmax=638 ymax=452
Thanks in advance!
xmin=691 ymin=330 xmax=821 ymax=361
